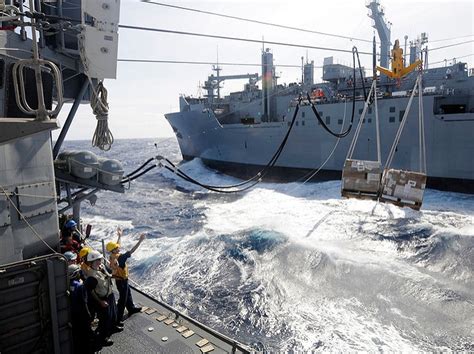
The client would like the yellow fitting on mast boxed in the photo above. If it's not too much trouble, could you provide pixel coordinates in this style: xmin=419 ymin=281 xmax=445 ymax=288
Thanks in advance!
xmin=377 ymin=39 xmax=422 ymax=79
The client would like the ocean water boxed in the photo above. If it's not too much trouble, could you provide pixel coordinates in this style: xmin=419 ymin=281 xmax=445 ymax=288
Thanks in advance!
xmin=63 ymin=138 xmax=474 ymax=351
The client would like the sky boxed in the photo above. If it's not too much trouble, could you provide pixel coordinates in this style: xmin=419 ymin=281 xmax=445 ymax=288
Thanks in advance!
xmin=54 ymin=0 xmax=474 ymax=141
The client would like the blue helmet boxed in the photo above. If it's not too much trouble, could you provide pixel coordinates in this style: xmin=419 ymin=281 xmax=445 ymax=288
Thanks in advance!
xmin=64 ymin=251 xmax=77 ymax=262
xmin=65 ymin=220 xmax=77 ymax=229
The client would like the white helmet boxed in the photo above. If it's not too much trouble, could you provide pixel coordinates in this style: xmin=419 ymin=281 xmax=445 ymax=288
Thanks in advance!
xmin=86 ymin=250 xmax=103 ymax=262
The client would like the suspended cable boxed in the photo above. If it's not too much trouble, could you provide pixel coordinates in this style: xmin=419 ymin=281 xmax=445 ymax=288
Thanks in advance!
xmin=429 ymin=34 xmax=474 ymax=43
xmin=117 ymin=58 xmax=316 ymax=69
xmin=139 ymin=0 xmax=373 ymax=44
xmin=429 ymin=53 xmax=473 ymax=66
xmin=428 ymin=40 xmax=474 ymax=52
xmin=118 ymin=24 xmax=372 ymax=56
xmin=0 ymin=184 xmax=59 ymax=254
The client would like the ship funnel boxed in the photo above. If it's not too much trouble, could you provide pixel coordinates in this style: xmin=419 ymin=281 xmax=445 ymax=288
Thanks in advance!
xmin=261 ymin=48 xmax=274 ymax=121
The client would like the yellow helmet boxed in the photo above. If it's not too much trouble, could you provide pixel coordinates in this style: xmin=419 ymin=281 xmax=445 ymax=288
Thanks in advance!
xmin=106 ymin=241 xmax=120 ymax=252
xmin=79 ymin=247 xmax=91 ymax=259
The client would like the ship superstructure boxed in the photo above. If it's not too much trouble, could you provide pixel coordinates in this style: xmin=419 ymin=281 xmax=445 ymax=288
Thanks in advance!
xmin=165 ymin=1 xmax=474 ymax=193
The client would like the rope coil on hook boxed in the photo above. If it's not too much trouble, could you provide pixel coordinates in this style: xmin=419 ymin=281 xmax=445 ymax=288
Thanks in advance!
xmin=78 ymin=34 xmax=114 ymax=151
xmin=90 ymin=80 xmax=114 ymax=151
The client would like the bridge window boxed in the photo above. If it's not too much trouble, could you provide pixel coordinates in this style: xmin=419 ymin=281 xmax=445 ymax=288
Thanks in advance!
xmin=399 ymin=110 xmax=405 ymax=122
xmin=326 ymin=116 xmax=331 ymax=125
xmin=301 ymin=111 xmax=305 ymax=118
xmin=338 ymin=119 xmax=343 ymax=125
xmin=389 ymin=106 xmax=396 ymax=113
xmin=389 ymin=116 xmax=395 ymax=123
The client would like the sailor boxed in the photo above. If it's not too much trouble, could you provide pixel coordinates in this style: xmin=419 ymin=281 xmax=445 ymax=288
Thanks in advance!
xmin=63 ymin=219 xmax=83 ymax=244
xmin=64 ymin=251 xmax=78 ymax=265
xmin=60 ymin=231 xmax=81 ymax=255
xmin=79 ymin=247 xmax=92 ymax=275
xmin=106 ymin=228 xmax=145 ymax=323
xmin=86 ymin=250 xmax=121 ymax=347
xmin=68 ymin=264 xmax=95 ymax=353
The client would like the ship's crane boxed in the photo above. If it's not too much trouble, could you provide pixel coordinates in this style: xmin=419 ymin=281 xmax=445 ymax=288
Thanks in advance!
xmin=367 ymin=0 xmax=391 ymax=69
xmin=203 ymin=71 xmax=259 ymax=101
xmin=216 ymin=73 xmax=259 ymax=82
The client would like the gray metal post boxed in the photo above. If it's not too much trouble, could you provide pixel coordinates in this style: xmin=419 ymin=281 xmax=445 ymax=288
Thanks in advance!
xmin=101 ymin=239 xmax=106 ymax=266
xmin=46 ymin=259 xmax=61 ymax=354
xmin=53 ymin=77 xmax=89 ymax=158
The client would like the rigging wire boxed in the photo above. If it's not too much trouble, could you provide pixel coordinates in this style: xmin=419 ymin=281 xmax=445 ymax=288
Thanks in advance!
xmin=118 ymin=24 xmax=471 ymax=59
xmin=429 ymin=34 xmax=474 ymax=43
xmin=139 ymin=1 xmax=472 ymax=52
xmin=117 ymin=58 xmax=316 ymax=69
xmin=0 ymin=184 xmax=59 ymax=254
xmin=429 ymin=53 xmax=473 ymax=66
xmin=429 ymin=40 xmax=474 ymax=52
xmin=139 ymin=0 xmax=374 ymax=44
xmin=118 ymin=24 xmax=373 ymax=56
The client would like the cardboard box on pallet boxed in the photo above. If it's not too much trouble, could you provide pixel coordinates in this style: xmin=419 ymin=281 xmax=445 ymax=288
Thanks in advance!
xmin=380 ymin=169 xmax=427 ymax=210
xmin=341 ymin=159 xmax=382 ymax=198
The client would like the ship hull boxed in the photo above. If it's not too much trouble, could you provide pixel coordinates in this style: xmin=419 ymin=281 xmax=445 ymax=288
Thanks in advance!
xmin=165 ymin=95 xmax=474 ymax=194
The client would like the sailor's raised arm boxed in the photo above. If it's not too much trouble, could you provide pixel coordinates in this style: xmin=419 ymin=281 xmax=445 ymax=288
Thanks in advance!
xmin=130 ymin=234 xmax=146 ymax=255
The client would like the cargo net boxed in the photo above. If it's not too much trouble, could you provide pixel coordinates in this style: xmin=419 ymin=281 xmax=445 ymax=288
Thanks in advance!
xmin=379 ymin=73 xmax=427 ymax=210
xmin=341 ymin=79 xmax=382 ymax=201
xmin=341 ymin=72 xmax=427 ymax=210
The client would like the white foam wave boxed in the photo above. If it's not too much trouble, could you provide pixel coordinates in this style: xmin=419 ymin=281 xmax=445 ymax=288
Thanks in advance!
xmin=84 ymin=156 xmax=474 ymax=351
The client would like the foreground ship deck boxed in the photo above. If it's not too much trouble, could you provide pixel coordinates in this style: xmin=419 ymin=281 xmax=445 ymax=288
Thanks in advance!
xmin=105 ymin=286 xmax=250 ymax=353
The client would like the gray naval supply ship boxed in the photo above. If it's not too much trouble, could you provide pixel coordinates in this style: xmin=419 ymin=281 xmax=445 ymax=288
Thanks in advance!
xmin=165 ymin=0 xmax=474 ymax=194
xmin=0 ymin=0 xmax=250 ymax=353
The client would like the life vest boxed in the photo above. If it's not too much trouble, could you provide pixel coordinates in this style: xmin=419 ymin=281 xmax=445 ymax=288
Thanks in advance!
xmin=110 ymin=253 xmax=129 ymax=280
xmin=88 ymin=268 xmax=113 ymax=298
xmin=81 ymin=262 xmax=92 ymax=277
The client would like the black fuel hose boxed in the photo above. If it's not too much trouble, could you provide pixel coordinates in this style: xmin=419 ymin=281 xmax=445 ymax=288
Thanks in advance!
xmin=161 ymin=97 xmax=303 ymax=193
xmin=308 ymin=46 xmax=368 ymax=138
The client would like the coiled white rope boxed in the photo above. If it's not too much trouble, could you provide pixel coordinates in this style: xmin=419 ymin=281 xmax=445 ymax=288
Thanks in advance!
xmin=78 ymin=34 xmax=114 ymax=151
xmin=90 ymin=80 xmax=114 ymax=151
